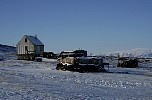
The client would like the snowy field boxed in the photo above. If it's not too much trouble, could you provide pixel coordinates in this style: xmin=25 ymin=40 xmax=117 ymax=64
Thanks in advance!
xmin=0 ymin=53 xmax=152 ymax=100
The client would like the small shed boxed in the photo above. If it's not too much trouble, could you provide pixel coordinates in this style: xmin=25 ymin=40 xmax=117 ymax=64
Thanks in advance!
xmin=16 ymin=35 xmax=44 ymax=60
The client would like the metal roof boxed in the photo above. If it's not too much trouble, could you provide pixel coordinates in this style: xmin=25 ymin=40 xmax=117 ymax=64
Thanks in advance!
xmin=25 ymin=35 xmax=44 ymax=46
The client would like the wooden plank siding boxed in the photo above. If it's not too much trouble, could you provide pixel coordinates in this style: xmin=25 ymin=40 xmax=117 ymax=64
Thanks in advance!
xmin=17 ymin=35 xmax=44 ymax=60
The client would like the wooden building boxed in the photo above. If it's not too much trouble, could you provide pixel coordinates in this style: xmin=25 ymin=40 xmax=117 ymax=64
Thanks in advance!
xmin=16 ymin=35 xmax=44 ymax=60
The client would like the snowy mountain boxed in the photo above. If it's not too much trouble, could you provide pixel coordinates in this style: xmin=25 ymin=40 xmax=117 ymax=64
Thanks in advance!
xmin=0 ymin=44 xmax=16 ymax=59
xmin=0 ymin=44 xmax=16 ymax=52
xmin=102 ymin=48 xmax=152 ymax=58
xmin=0 ymin=45 xmax=152 ymax=99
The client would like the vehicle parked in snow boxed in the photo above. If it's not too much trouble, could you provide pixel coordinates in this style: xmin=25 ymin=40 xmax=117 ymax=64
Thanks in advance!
xmin=56 ymin=50 xmax=108 ymax=72
xmin=56 ymin=57 xmax=106 ymax=72
xmin=117 ymin=57 xmax=138 ymax=68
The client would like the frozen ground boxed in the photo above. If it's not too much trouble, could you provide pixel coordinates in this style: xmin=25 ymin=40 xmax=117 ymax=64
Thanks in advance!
xmin=0 ymin=54 xmax=152 ymax=100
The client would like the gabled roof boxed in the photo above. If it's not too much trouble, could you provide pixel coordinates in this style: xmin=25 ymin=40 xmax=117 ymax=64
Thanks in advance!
xmin=25 ymin=35 xmax=44 ymax=46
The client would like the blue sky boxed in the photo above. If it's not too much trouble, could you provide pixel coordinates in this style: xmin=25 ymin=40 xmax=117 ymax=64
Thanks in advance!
xmin=0 ymin=0 xmax=152 ymax=54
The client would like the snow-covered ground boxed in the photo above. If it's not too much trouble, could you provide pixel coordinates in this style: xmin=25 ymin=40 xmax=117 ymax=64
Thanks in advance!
xmin=0 ymin=53 xmax=152 ymax=100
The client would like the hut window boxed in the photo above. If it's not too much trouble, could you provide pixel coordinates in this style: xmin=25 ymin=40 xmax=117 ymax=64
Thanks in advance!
xmin=25 ymin=38 xmax=27 ymax=42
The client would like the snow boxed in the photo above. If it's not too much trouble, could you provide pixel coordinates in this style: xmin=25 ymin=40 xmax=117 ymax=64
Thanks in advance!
xmin=0 ymin=45 xmax=152 ymax=99
xmin=0 ymin=44 xmax=16 ymax=53
xmin=77 ymin=57 xmax=103 ymax=60
xmin=102 ymin=48 xmax=152 ymax=58
xmin=0 ymin=53 xmax=152 ymax=100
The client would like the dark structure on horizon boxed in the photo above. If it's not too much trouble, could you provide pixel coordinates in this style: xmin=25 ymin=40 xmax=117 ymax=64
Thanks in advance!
xmin=60 ymin=50 xmax=87 ymax=58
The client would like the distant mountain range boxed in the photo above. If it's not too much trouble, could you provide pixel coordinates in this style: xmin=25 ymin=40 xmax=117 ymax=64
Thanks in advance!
xmin=0 ymin=44 xmax=152 ymax=58
xmin=0 ymin=44 xmax=16 ymax=52
xmin=101 ymin=48 xmax=152 ymax=58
